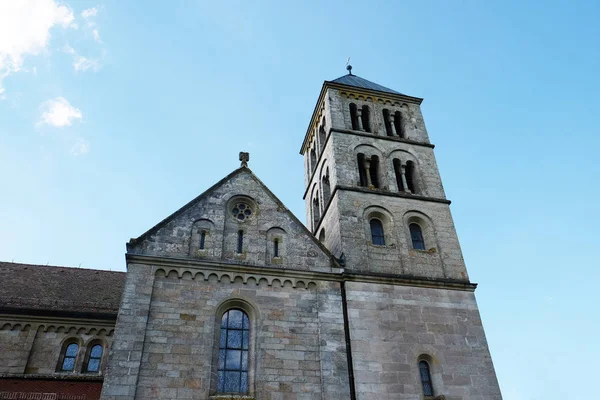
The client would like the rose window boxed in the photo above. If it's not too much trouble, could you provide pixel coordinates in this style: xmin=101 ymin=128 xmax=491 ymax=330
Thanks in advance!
xmin=231 ymin=202 xmax=253 ymax=221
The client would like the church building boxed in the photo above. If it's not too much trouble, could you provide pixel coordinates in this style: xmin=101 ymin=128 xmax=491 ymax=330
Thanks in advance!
xmin=0 ymin=70 xmax=503 ymax=400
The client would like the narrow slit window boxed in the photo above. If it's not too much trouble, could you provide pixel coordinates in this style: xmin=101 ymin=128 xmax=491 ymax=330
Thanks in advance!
xmin=419 ymin=360 xmax=434 ymax=396
xmin=370 ymin=219 xmax=385 ymax=246
xmin=357 ymin=153 xmax=367 ymax=187
xmin=405 ymin=161 xmax=417 ymax=193
xmin=410 ymin=223 xmax=425 ymax=250
xmin=273 ymin=239 xmax=279 ymax=257
xmin=394 ymin=111 xmax=404 ymax=138
xmin=237 ymin=230 xmax=244 ymax=253
xmin=200 ymin=231 xmax=206 ymax=250
xmin=383 ymin=109 xmax=393 ymax=136
xmin=393 ymin=159 xmax=404 ymax=192
xmin=61 ymin=343 xmax=78 ymax=371
xmin=349 ymin=103 xmax=359 ymax=130
xmin=361 ymin=105 xmax=371 ymax=132
xmin=218 ymin=309 xmax=250 ymax=394
xmin=85 ymin=344 xmax=103 ymax=373
xmin=369 ymin=156 xmax=380 ymax=189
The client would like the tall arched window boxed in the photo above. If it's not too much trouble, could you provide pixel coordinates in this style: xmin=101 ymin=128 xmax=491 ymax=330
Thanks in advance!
xmin=419 ymin=360 xmax=434 ymax=396
xmin=405 ymin=161 xmax=417 ymax=193
xmin=361 ymin=105 xmax=371 ymax=132
xmin=273 ymin=239 xmax=279 ymax=258
xmin=349 ymin=103 xmax=359 ymax=130
xmin=60 ymin=342 xmax=78 ymax=371
xmin=357 ymin=153 xmax=367 ymax=187
xmin=394 ymin=110 xmax=404 ymax=138
xmin=318 ymin=229 xmax=325 ymax=243
xmin=382 ymin=109 xmax=393 ymax=136
xmin=369 ymin=156 xmax=380 ymax=189
xmin=310 ymin=148 xmax=317 ymax=174
xmin=84 ymin=343 xmax=103 ymax=373
xmin=218 ymin=309 xmax=250 ymax=394
xmin=370 ymin=219 xmax=385 ymax=246
xmin=409 ymin=223 xmax=425 ymax=250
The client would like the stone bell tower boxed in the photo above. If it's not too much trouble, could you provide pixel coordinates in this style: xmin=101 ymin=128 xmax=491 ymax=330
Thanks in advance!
xmin=300 ymin=68 xmax=503 ymax=399
xmin=301 ymin=66 xmax=469 ymax=281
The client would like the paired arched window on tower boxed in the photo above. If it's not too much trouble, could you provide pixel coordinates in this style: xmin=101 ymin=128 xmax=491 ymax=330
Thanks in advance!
xmin=356 ymin=153 xmax=380 ymax=189
xmin=392 ymin=158 xmax=418 ymax=194
xmin=382 ymin=109 xmax=405 ymax=138
xmin=349 ymin=103 xmax=371 ymax=132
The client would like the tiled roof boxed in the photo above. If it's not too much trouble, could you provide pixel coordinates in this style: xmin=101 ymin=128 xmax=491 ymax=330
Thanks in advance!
xmin=329 ymin=74 xmax=402 ymax=95
xmin=0 ymin=261 xmax=125 ymax=316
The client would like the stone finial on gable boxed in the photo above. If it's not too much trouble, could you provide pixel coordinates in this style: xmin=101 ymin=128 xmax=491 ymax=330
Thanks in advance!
xmin=239 ymin=152 xmax=250 ymax=167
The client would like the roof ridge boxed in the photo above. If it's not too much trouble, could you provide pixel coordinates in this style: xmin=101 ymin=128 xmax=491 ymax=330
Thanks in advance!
xmin=0 ymin=261 xmax=124 ymax=274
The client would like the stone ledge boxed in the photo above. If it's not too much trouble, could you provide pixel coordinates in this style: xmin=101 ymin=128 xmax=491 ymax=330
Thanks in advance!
xmin=0 ymin=373 xmax=103 ymax=382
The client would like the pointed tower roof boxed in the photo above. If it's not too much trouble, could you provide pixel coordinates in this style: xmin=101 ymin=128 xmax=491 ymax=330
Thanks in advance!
xmin=328 ymin=73 xmax=403 ymax=95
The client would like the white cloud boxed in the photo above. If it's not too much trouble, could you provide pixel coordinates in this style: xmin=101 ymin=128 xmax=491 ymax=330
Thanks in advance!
xmin=38 ymin=97 xmax=82 ymax=127
xmin=81 ymin=7 xmax=98 ymax=19
xmin=70 ymin=138 xmax=90 ymax=156
xmin=92 ymin=29 xmax=101 ymax=43
xmin=0 ymin=0 xmax=75 ymax=94
xmin=64 ymin=44 xmax=100 ymax=72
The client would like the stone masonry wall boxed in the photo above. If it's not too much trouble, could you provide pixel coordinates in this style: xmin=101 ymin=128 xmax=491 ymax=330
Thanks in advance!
xmin=105 ymin=264 xmax=350 ymax=400
xmin=346 ymin=282 xmax=502 ymax=400
xmin=0 ymin=319 xmax=114 ymax=375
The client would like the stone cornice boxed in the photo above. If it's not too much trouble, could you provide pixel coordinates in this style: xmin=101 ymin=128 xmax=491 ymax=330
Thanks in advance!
xmin=311 ymin=185 xmax=451 ymax=235
xmin=0 ymin=373 xmax=103 ymax=382
xmin=303 ymin=128 xmax=435 ymax=200
xmin=126 ymin=254 xmax=476 ymax=292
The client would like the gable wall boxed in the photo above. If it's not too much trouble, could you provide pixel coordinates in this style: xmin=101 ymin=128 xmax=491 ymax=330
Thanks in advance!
xmin=130 ymin=171 xmax=334 ymax=273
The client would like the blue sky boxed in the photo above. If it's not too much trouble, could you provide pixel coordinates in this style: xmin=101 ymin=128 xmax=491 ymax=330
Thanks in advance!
xmin=1 ymin=1 xmax=598 ymax=398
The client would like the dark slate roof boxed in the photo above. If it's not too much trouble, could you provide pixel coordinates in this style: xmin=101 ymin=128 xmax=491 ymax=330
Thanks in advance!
xmin=329 ymin=73 xmax=402 ymax=95
xmin=0 ymin=261 xmax=125 ymax=316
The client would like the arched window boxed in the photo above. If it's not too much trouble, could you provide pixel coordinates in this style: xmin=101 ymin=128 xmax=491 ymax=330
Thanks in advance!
xmin=218 ymin=309 xmax=250 ymax=394
xmin=383 ymin=109 xmax=393 ymax=136
xmin=419 ymin=360 xmax=434 ymax=396
xmin=84 ymin=343 xmax=103 ymax=373
xmin=370 ymin=219 xmax=385 ymax=246
xmin=349 ymin=103 xmax=359 ymax=130
xmin=361 ymin=105 xmax=371 ymax=132
xmin=394 ymin=111 xmax=404 ymax=138
xmin=310 ymin=148 xmax=317 ymax=174
xmin=273 ymin=239 xmax=279 ymax=258
xmin=318 ymin=229 xmax=325 ymax=243
xmin=393 ymin=159 xmax=404 ymax=192
xmin=60 ymin=342 xmax=78 ymax=371
xmin=405 ymin=160 xmax=417 ymax=193
xmin=237 ymin=230 xmax=244 ymax=253
xmin=357 ymin=153 xmax=367 ymax=187
xmin=409 ymin=223 xmax=425 ymax=250
xmin=199 ymin=230 xmax=207 ymax=250
xmin=369 ymin=155 xmax=380 ymax=189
